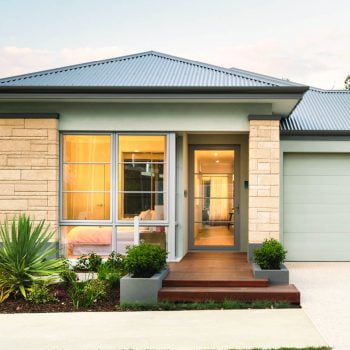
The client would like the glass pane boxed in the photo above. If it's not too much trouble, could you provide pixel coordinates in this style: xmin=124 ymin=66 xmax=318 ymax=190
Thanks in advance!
xmin=115 ymin=226 xmax=167 ymax=255
xmin=116 ymin=226 xmax=134 ymax=255
xmin=118 ymin=192 xmax=166 ymax=220
xmin=140 ymin=226 xmax=167 ymax=250
xmin=61 ymin=226 xmax=112 ymax=258
xmin=194 ymin=150 xmax=234 ymax=174
xmin=119 ymin=163 xmax=164 ymax=192
xmin=63 ymin=192 xmax=110 ymax=220
xmin=194 ymin=198 xmax=234 ymax=223
xmin=195 ymin=174 xmax=234 ymax=198
xmin=63 ymin=135 xmax=111 ymax=162
xmin=63 ymin=164 xmax=110 ymax=191
xmin=194 ymin=223 xmax=234 ymax=246
xmin=119 ymin=135 xmax=166 ymax=162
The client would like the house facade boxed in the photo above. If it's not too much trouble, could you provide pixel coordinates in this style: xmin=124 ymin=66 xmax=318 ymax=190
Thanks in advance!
xmin=0 ymin=51 xmax=349 ymax=262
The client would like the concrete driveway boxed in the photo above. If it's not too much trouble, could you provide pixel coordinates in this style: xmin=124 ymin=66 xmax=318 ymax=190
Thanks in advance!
xmin=287 ymin=262 xmax=350 ymax=350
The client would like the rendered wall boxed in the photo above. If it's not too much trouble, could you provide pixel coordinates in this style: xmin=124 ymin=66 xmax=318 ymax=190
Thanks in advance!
xmin=0 ymin=102 xmax=272 ymax=132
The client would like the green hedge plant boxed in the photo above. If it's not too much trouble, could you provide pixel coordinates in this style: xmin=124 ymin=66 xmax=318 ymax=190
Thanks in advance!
xmin=59 ymin=268 xmax=78 ymax=286
xmin=28 ymin=281 xmax=57 ymax=304
xmin=124 ymin=242 xmax=167 ymax=278
xmin=74 ymin=252 xmax=102 ymax=272
xmin=253 ymin=238 xmax=287 ymax=270
xmin=68 ymin=279 xmax=106 ymax=309
xmin=0 ymin=214 xmax=65 ymax=301
xmin=97 ymin=263 xmax=123 ymax=288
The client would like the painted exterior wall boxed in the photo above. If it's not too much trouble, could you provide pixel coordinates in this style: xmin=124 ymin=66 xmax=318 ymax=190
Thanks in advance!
xmin=0 ymin=118 xmax=59 ymax=233
xmin=0 ymin=102 xmax=272 ymax=132
xmin=175 ymin=134 xmax=189 ymax=258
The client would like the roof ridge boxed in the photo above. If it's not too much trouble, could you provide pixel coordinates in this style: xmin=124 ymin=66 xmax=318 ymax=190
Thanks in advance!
xmin=147 ymin=51 xmax=278 ymax=86
xmin=228 ymin=66 xmax=302 ymax=87
xmin=308 ymin=87 xmax=350 ymax=93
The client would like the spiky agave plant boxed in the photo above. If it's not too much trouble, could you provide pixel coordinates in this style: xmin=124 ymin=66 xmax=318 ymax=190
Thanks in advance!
xmin=0 ymin=214 xmax=65 ymax=301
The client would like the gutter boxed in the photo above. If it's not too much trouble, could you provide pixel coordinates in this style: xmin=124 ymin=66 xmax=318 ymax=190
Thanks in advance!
xmin=0 ymin=85 xmax=309 ymax=100
xmin=281 ymin=130 xmax=350 ymax=137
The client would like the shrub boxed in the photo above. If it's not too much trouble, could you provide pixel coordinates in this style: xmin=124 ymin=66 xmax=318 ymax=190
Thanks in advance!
xmin=253 ymin=238 xmax=287 ymax=270
xmin=59 ymin=268 xmax=78 ymax=286
xmin=124 ymin=242 xmax=167 ymax=278
xmin=0 ymin=214 xmax=65 ymax=301
xmin=105 ymin=251 xmax=125 ymax=271
xmin=74 ymin=253 xmax=102 ymax=272
xmin=68 ymin=279 xmax=106 ymax=309
xmin=28 ymin=281 xmax=57 ymax=304
xmin=97 ymin=263 xmax=123 ymax=288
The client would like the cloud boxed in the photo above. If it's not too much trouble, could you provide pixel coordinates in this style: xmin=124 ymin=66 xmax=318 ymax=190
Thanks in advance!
xmin=0 ymin=47 xmax=54 ymax=78
xmin=0 ymin=46 xmax=127 ymax=79
xmin=194 ymin=31 xmax=350 ymax=89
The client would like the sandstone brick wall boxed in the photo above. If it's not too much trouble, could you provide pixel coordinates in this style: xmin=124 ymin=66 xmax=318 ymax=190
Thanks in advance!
xmin=248 ymin=119 xmax=280 ymax=243
xmin=0 ymin=118 xmax=59 ymax=234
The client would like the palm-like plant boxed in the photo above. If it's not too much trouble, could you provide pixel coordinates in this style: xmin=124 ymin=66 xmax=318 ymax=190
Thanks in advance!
xmin=0 ymin=214 xmax=65 ymax=301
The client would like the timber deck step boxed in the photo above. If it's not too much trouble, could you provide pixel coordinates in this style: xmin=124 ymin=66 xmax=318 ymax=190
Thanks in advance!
xmin=158 ymin=284 xmax=300 ymax=304
xmin=163 ymin=278 xmax=269 ymax=288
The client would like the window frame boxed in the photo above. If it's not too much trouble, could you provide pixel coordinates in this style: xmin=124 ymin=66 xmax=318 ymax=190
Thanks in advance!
xmin=59 ymin=132 xmax=170 ymax=226
xmin=116 ymin=133 xmax=169 ymax=225
xmin=59 ymin=132 xmax=114 ymax=224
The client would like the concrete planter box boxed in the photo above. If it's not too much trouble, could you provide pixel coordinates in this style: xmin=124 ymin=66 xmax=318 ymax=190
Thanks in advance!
xmin=120 ymin=268 xmax=169 ymax=304
xmin=252 ymin=263 xmax=289 ymax=285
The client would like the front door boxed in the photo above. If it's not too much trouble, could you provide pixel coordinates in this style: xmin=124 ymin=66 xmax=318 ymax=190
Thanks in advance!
xmin=189 ymin=145 xmax=239 ymax=250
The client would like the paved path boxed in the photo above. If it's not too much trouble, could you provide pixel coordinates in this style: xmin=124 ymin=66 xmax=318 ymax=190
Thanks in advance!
xmin=288 ymin=262 xmax=350 ymax=350
xmin=0 ymin=309 xmax=326 ymax=350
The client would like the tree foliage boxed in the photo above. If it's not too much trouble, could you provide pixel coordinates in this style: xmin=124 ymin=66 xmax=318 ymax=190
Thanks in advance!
xmin=345 ymin=75 xmax=350 ymax=90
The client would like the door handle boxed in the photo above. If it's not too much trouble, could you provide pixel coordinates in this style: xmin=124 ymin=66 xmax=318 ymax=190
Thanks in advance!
xmin=235 ymin=205 xmax=240 ymax=215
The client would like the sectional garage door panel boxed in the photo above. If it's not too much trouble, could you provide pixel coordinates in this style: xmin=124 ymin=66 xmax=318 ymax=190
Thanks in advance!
xmin=283 ymin=153 xmax=350 ymax=261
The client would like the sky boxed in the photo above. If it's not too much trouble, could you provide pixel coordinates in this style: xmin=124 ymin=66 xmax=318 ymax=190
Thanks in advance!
xmin=0 ymin=0 xmax=349 ymax=89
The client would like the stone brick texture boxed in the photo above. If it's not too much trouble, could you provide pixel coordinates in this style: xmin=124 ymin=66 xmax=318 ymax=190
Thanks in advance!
xmin=248 ymin=120 xmax=280 ymax=243
xmin=0 ymin=118 xmax=59 ymax=236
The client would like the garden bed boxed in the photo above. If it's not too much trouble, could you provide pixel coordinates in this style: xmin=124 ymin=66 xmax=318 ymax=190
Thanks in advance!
xmin=0 ymin=285 xmax=298 ymax=313
xmin=0 ymin=284 xmax=120 ymax=313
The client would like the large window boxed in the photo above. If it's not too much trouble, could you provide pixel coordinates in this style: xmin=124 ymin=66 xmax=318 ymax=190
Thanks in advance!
xmin=61 ymin=133 xmax=169 ymax=258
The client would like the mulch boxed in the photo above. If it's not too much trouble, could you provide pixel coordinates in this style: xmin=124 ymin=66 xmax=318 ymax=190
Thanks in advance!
xmin=0 ymin=284 xmax=120 ymax=313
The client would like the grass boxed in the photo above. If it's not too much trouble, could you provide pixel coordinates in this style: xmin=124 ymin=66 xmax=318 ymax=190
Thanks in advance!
xmin=117 ymin=299 xmax=297 ymax=311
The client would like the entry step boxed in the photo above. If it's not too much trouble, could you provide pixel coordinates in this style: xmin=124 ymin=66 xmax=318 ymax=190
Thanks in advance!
xmin=158 ymin=284 xmax=300 ymax=304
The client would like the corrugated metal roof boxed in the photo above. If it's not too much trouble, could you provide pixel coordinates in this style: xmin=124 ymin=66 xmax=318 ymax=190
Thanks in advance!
xmin=0 ymin=51 xmax=295 ymax=87
xmin=281 ymin=88 xmax=350 ymax=133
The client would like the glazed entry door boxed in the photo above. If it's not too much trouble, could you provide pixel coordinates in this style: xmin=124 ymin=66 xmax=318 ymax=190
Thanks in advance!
xmin=189 ymin=146 xmax=239 ymax=250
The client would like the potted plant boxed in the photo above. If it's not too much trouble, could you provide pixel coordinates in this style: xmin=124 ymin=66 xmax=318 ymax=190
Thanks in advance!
xmin=252 ymin=238 xmax=289 ymax=285
xmin=120 ymin=242 xmax=168 ymax=303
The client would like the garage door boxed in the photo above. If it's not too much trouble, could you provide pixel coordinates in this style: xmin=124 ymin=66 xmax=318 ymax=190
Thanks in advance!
xmin=283 ymin=153 xmax=350 ymax=261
